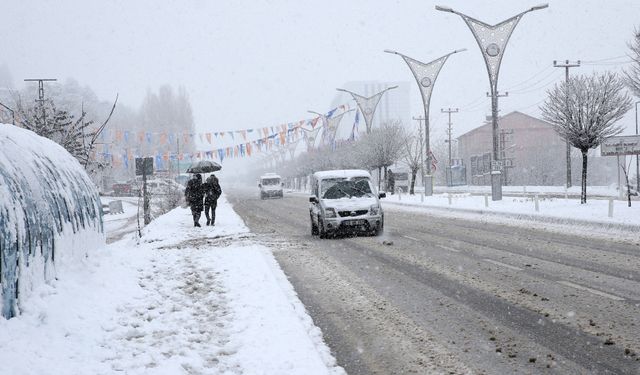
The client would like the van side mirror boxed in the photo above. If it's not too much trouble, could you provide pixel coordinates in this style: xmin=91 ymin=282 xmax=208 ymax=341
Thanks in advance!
xmin=378 ymin=192 xmax=386 ymax=199
xmin=258 ymin=183 xmax=262 ymax=188
xmin=309 ymin=196 xmax=318 ymax=203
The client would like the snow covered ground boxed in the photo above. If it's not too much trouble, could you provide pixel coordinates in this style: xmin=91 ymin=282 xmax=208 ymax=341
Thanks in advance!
xmin=0 ymin=195 xmax=345 ymax=375
xmin=379 ymin=191 xmax=640 ymax=242
xmin=383 ymin=191 xmax=639 ymax=225
xmin=288 ymin=184 xmax=639 ymax=241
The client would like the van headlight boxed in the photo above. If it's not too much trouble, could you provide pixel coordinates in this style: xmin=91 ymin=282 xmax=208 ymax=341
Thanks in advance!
xmin=369 ymin=204 xmax=380 ymax=215
xmin=324 ymin=208 xmax=337 ymax=218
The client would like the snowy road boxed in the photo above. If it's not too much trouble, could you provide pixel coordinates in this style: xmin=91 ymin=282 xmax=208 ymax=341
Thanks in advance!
xmin=229 ymin=190 xmax=640 ymax=374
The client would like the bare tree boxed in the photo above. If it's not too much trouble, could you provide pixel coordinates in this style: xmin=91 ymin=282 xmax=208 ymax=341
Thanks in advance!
xmin=16 ymin=93 xmax=118 ymax=170
xmin=358 ymin=120 xmax=407 ymax=190
xmin=623 ymin=27 xmax=640 ymax=97
xmin=402 ymin=131 xmax=422 ymax=194
xmin=541 ymin=72 xmax=632 ymax=203
xmin=620 ymin=160 xmax=633 ymax=207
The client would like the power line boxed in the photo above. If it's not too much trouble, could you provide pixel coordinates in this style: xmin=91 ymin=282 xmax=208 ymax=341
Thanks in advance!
xmin=503 ymin=65 xmax=555 ymax=91
xmin=509 ymin=71 xmax=564 ymax=95
xmin=582 ymin=55 xmax=629 ymax=63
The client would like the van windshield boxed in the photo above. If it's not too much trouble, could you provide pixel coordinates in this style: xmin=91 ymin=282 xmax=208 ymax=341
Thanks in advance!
xmin=321 ymin=177 xmax=373 ymax=199
xmin=261 ymin=178 xmax=280 ymax=186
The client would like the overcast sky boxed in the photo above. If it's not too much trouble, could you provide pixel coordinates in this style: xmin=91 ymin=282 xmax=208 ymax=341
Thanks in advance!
xmin=4 ymin=0 xmax=640 ymax=140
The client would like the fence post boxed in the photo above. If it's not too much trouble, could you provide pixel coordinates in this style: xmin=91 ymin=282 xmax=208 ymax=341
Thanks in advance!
xmin=484 ymin=194 xmax=489 ymax=207
xmin=608 ymin=198 xmax=614 ymax=218
xmin=448 ymin=194 xmax=452 ymax=205
xmin=534 ymin=194 xmax=539 ymax=212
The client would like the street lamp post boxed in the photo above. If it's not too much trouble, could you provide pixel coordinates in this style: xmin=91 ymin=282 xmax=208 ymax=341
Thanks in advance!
xmin=308 ymin=108 xmax=354 ymax=148
xmin=436 ymin=4 xmax=548 ymax=201
xmin=336 ymin=86 xmax=398 ymax=135
xmin=384 ymin=49 xmax=465 ymax=195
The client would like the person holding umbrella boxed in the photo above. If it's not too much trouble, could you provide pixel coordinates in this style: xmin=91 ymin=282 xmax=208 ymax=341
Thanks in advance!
xmin=185 ymin=161 xmax=222 ymax=227
xmin=203 ymin=173 xmax=222 ymax=226
xmin=185 ymin=173 xmax=205 ymax=227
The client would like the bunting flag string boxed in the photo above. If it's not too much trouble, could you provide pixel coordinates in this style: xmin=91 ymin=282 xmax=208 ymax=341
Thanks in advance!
xmin=98 ymin=104 xmax=354 ymax=169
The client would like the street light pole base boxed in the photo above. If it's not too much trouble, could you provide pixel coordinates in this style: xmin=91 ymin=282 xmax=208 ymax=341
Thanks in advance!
xmin=491 ymin=171 xmax=502 ymax=201
xmin=424 ymin=175 xmax=434 ymax=196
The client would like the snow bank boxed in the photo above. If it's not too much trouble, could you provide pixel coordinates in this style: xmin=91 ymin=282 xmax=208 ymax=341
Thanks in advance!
xmin=0 ymin=195 xmax=344 ymax=374
xmin=0 ymin=125 xmax=104 ymax=319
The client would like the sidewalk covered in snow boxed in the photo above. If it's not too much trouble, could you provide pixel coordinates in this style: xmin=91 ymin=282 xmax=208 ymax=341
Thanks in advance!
xmin=0 ymin=196 xmax=344 ymax=375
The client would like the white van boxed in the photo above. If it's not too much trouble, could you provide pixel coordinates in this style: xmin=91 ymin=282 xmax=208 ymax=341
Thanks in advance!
xmin=258 ymin=173 xmax=283 ymax=199
xmin=309 ymin=169 xmax=385 ymax=238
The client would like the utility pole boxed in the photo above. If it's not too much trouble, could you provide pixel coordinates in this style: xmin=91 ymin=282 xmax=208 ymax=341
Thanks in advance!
xmin=413 ymin=116 xmax=426 ymax=192
xmin=24 ymin=78 xmax=57 ymax=127
xmin=177 ymin=137 xmax=181 ymax=175
xmin=441 ymin=108 xmax=459 ymax=187
xmin=635 ymin=101 xmax=639 ymax=193
xmin=485 ymin=91 xmax=508 ymax=184
xmin=553 ymin=60 xmax=580 ymax=188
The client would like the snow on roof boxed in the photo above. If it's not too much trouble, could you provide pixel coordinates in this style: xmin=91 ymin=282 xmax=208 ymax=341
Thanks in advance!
xmin=260 ymin=173 xmax=281 ymax=179
xmin=312 ymin=169 xmax=372 ymax=180
xmin=0 ymin=124 xmax=104 ymax=319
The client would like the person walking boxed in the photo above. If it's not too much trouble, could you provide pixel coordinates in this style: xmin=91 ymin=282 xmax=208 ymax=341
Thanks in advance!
xmin=203 ymin=174 xmax=222 ymax=226
xmin=185 ymin=173 xmax=204 ymax=227
xmin=387 ymin=168 xmax=395 ymax=195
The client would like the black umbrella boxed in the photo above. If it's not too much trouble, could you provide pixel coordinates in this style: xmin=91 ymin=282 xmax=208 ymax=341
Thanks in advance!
xmin=186 ymin=160 xmax=222 ymax=173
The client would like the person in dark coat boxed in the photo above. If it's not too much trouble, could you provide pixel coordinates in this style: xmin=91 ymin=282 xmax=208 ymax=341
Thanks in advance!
xmin=203 ymin=174 xmax=222 ymax=226
xmin=185 ymin=173 xmax=204 ymax=227
xmin=387 ymin=168 xmax=395 ymax=195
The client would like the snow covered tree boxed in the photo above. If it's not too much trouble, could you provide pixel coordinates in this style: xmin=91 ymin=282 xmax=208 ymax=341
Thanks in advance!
xmin=15 ymin=91 xmax=117 ymax=170
xmin=541 ymin=72 xmax=632 ymax=203
xmin=402 ymin=131 xmax=423 ymax=194
xmin=358 ymin=120 xmax=407 ymax=190
xmin=16 ymin=97 xmax=93 ymax=160
xmin=623 ymin=27 xmax=640 ymax=97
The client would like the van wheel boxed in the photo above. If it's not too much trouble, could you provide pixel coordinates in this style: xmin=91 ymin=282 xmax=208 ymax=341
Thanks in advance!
xmin=318 ymin=216 xmax=327 ymax=239
xmin=372 ymin=218 xmax=384 ymax=236
xmin=311 ymin=214 xmax=318 ymax=235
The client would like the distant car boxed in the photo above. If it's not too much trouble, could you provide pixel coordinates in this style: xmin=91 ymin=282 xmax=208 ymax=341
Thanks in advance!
xmin=392 ymin=170 xmax=410 ymax=193
xmin=112 ymin=182 xmax=133 ymax=196
xmin=259 ymin=173 xmax=284 ymax=199
xmin=309 ymin=169 xmax=385 ymax=238
xmin=146 ymin=179 xmax=185 ymax=195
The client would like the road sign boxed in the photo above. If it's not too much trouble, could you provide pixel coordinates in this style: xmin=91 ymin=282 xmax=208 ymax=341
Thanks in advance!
xmin=601 ymin=135 xmax=640 ymax=156
xmin=135 ymin=157 xmax=154 ymax=176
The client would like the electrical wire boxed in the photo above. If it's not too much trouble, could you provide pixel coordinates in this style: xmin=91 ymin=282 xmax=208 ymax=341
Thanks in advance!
xmin=509 ymin=71 xmax=564 ymax=95
xmin=582 ymin=55 xmax=629 ymax=64
xmin=503 ymin=65 xmax=554 ymax=91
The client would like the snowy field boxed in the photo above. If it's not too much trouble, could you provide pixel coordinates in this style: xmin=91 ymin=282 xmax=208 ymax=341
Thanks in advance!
xmin=431 ymin=184 xmax=629 ymax=197
xmin=380 ymin=191 xmax=640 ymax=242
xmin=384 ymin=191 xmax=639 ymax=225
xmin=0 ymin=196 xmax=344 ymax=375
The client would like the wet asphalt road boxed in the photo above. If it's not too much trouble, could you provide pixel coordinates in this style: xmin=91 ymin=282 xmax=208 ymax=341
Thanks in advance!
xmin=229 ymin=190 xmax=640 ymax=374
